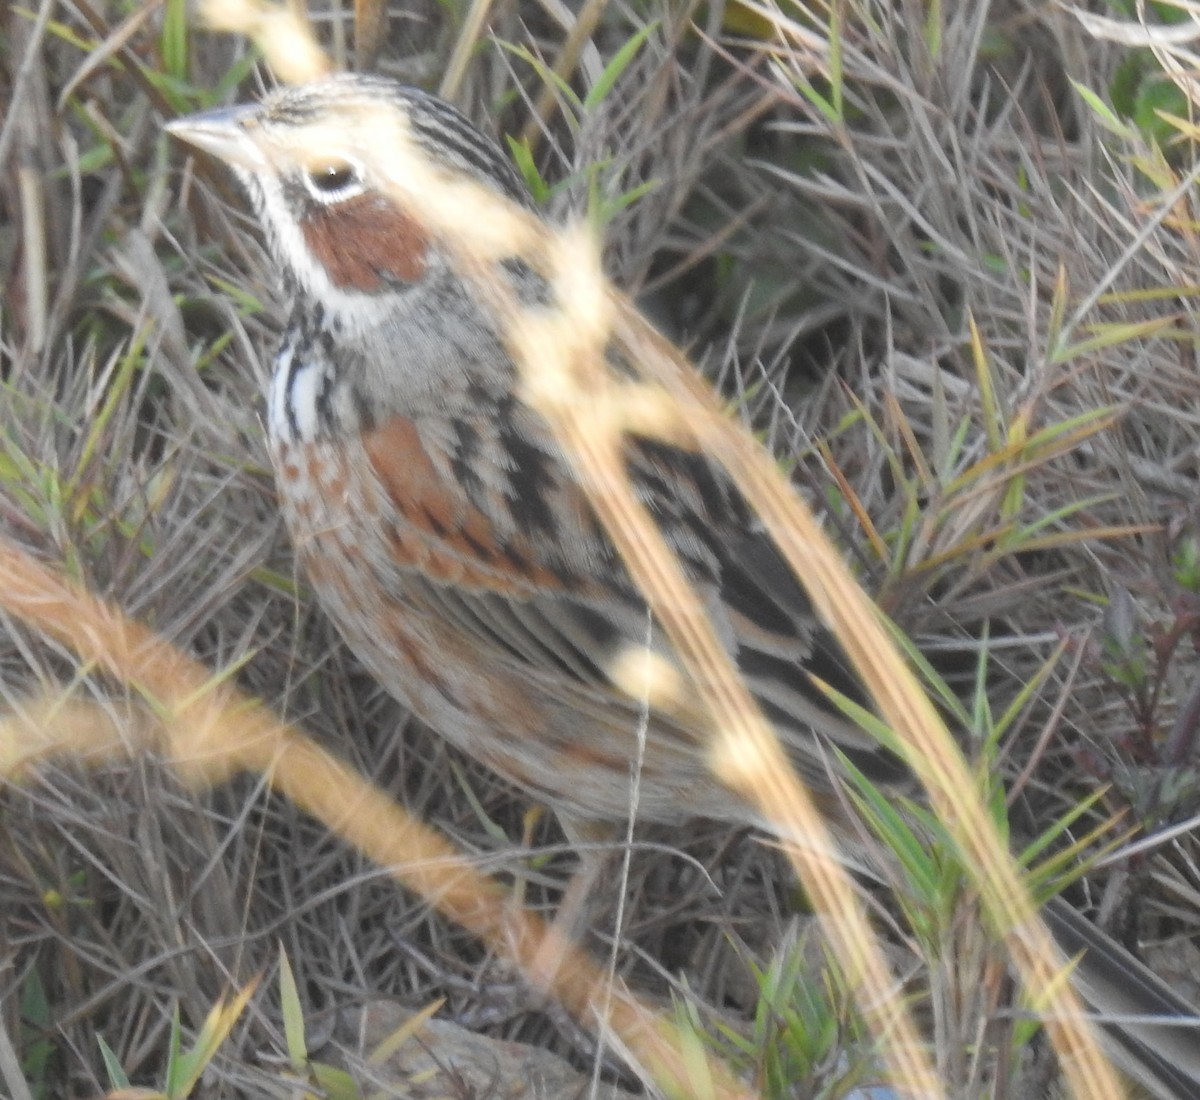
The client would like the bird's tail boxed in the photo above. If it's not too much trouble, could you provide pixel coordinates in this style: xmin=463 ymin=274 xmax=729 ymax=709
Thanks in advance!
xmin=1044 ymin=895 xmax=1200 ymax=1099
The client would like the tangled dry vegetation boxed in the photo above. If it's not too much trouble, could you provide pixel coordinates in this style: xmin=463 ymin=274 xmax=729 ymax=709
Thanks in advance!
xmin=3 ymin=1 xmax=1200 ymax=1097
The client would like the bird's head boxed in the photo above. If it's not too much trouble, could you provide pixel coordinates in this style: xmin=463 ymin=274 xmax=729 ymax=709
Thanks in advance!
xmin=167 ymin=75 xmax=531 ymax=322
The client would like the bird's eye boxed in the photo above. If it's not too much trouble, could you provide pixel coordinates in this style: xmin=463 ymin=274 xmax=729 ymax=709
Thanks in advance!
xmin=304 ymin=159 xmax=362 ymax=201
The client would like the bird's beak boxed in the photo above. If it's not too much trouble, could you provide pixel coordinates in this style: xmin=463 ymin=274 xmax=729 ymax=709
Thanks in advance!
xmin=165 ymin=104 xmax=267 ymax=173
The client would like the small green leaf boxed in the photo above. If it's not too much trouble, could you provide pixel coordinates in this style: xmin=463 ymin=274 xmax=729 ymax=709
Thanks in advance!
xmin=310 ymin=1061 xmax=362 ymax=1099
xmin=279 ymin=949 xmax=307 ymax=1070
xmin=1070 ymin=79 xmax=1137 ymax=140
xmin=97 ymin=1036 xmax=132 ymax=1089
xmin=161 ymin=0 xmax=189 ymax=81
xmin=584 ymin=21 xmax=658 ymax=111
xmin=504 ymin=135 xmax=551 ymax=203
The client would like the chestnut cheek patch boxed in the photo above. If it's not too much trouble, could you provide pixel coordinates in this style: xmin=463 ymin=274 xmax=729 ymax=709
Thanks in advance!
xmin=300 ymin=193 xmax=430 ymax=291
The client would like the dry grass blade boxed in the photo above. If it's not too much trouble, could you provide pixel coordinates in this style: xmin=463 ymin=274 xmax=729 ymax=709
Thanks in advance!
xmin=439 ymin=0 xmax=498 ymax=100
xmin=0 ymin=1009 xmax=36 ymax=1100
xmin=352 ymin=0 xmax=388 ymax=70
xmin=0 ymin=537 xmax=757 ymax=1100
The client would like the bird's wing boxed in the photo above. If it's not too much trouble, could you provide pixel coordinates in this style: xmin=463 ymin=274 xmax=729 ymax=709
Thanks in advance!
xmin=363 ymin=407 xmax=904 ymax=791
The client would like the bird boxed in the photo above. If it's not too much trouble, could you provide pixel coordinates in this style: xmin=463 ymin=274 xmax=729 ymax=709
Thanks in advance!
xmin=165 ymin=74 xmax=1200 ymax=1098
xmin=166 ymin=73 xmax=908 ymax=831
